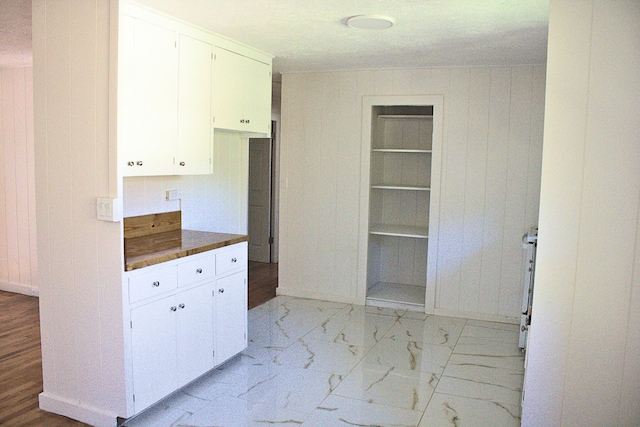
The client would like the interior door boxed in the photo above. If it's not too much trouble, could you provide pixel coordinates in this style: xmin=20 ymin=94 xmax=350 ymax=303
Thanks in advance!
xmin=248 ymin=138 xmax=272 ymax=262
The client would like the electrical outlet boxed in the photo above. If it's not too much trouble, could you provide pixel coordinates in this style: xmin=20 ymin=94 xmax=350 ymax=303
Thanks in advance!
xmin=166 ymin=190 xmax=180 ymax=201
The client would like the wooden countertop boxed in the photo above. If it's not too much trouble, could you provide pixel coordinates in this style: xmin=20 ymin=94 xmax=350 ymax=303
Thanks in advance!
xmin=124 ymin=229 xmax=248 ymax=271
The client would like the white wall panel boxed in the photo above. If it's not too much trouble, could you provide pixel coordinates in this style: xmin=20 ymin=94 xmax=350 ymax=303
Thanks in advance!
xmin=279 ymin=65 xmax=546 ymax=319
xmin=34 ymin=0 xmax=126 ymax=423
xmin=522 ymin=1 xmax=640 ymax=425
xmin=122 ymin=130 xmax=248 ymax=235
xmin=459 ymin=68 xmax=490 ymax=313
xmin=0 ymin=67 xmax=36 ymax=295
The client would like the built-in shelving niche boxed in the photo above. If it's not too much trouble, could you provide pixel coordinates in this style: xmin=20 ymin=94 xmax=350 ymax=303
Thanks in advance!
xmin=366 ymin=104 xmax=436 ymax=310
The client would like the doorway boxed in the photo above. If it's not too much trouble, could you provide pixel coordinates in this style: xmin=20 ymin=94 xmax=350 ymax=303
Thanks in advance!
xmin=248 ymin=121 xmax=278 ymax=263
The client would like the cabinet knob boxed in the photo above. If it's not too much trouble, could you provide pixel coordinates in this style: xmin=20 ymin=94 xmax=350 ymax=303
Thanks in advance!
xmin=127 ymin=161 xmax=135 ymax=166
xmin=179 ymin=303 xmax=185 ymax=309
xmin=218 ymin=288 xmax=224 ymax=293
xmin=170 ymin=306 xmax=177 ymax=312
xmin=246 ymin=119 xmax=250 ymax=124
xmin=231 ymin=258 xmax=237 ymax=263
xmin=152 ymin=281 xmax=160 ymax=287
xmin=196 ymin=268 xmax=203 ymax=274
xmin=179 ymin=161 xmax=185 ymax=166
xmin=240 ymin=119 xmax=245 ymax=123
xmin=136 ymin=161 xmax=143 ymax=166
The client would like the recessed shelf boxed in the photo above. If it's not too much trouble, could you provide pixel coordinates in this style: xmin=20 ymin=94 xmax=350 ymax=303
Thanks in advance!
xmin=369 ymin=224 xmax=428 ymax=238
xmin=371 ymin=148 xmax=432 ymax=153
xmin=367 ymin=282 xmax=426 ymax=308
xmin=378 ymin=114 xmax=433 ymax=119
xmin=371 ymin=184 xmax=430 ymax=191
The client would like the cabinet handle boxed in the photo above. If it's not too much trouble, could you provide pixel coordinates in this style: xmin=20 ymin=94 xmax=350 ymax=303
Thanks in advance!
xmin=152 ymin=281 xmax=160 ymax=287
xmin=179 ymin=161 xmax=185 ymax=166
xmin=218 ymin=288 xmax=224 ymax=293
xmin=231 ymin=258 xmax=237 ymax=263
xmin=240 ymin=119 xmax=245 ymax=123
xmin=170 ymin=306 xmax=177 ymax=312
xmin=179 ymin=303 xmax=185 ymax=309
xmin=196 ymin=268 xmax=203 ymax=274
xmin=136 ymin=161 xmax=143 ymax=166
xmin=127 ymin=161 xmax=134 ymax=166
xmin=246 ymin=119 xmax=250 ymax=124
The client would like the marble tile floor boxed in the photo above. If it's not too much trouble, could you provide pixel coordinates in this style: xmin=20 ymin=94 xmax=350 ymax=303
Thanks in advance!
xmin=123 ymin=296 xmax=524 ymax=427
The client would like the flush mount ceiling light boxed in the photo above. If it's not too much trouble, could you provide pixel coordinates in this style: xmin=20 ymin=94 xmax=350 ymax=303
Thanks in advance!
xmin=346 ymin=14 xmax=395 ymax=30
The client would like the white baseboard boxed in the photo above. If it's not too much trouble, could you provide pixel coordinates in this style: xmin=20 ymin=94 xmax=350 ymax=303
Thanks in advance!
xmin=276 ymin=287 xmax=359 ymax=305
xmin=276 ymin=287 xmax=518 ymax=324
xmin=432 ymin=307 xmax=519 ymax=324
xmin=0 ymin=280 xmax=39 ymax=297
xmin=39 ymin=392 xmax=119 ymax=427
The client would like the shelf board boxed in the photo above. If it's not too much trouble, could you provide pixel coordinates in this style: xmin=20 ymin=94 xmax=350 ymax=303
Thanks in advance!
xmin=377 ymin=114 xmax=433 ymax=119
xmin=371 ymin=148 xmax=432 ymax=153
xmin=367 ymin=282 xmax=426 ymax=308
xmin=369 ymin=224 xmax=428 ymax=238
xmin=371 ymin=184 xmax=430 ymax=191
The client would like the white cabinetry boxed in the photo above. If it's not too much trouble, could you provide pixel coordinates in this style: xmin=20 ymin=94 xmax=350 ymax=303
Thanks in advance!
xmin=176 ymin=33 xmax=214 ymax=175
xmin=125 ymin=242 xmax=247 ymax=414
xmin=118 ymin=4 xmax=273 ymax=178
xmin=214 ymin=271 xmax=247 ymax=363
xmin=213 ymin=47 xmax=272 ymax=134
xmin=119 ymin=5 xmax=214 ymax=177
xmin=365 ymin=103 xmax=440 ymax=309
xmin=119 ymin=14 xmax=178 ymax=176
xmin=130 ymin=282 xmax=213 ymax=412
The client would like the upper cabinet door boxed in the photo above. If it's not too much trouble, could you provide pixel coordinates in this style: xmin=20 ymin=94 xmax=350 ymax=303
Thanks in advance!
xmin=121 ymin=17 xmax=178 ymax=176
xmin=213 ymin=47 xmax=272 ymax=134
xmin=176 ymin=34 xmax=213 ymax=175
xmin=212 ymin=47 xmax=245 ymax=131
xmin=243 ymin=58 xmax=272 ymax=134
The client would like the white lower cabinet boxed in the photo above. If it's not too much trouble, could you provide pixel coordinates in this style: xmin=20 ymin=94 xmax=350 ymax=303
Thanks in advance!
xmin=130 ymin=282 xmax=213 ymax=412
xmin=126 ymin=242 xmax=247 ymax=415
xmin=214 ymin=271 xmax=247 ymax=363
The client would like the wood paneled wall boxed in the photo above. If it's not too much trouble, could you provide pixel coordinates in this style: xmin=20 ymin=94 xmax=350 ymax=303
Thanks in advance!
xmin=0 ymin=67 xmax=37 ymax=296
xmin=123 ymin=130 xmax=249 ymax=235
xmin=522 ymin=1 xmax=640 ymax=425
xmin=279 ymin=66 xmax=546 ymax=321
xmin=33 ymin=0 xmax=127 ymax=423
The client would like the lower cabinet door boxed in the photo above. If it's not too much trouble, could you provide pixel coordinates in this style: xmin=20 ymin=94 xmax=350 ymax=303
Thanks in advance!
xmin=130 ymin=295 xmax=178 ymax=413
xmin=215 ymin=271 xmax=247 ymax=364
xmin=176 ymin=282 xmax=214 ymax=387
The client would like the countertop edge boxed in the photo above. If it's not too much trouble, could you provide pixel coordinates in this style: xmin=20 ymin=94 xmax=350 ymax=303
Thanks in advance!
xmin=124 ymin=231 xmax=248 ymax=272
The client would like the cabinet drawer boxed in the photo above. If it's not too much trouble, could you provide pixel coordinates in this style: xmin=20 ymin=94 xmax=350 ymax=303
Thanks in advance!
xmin=178 ymin=253 xmax=215 ymax=287
xmin=129 ymin=266 xmax=178 ymax=304
xmin=215 ymin=245 xmax=247 ymax=276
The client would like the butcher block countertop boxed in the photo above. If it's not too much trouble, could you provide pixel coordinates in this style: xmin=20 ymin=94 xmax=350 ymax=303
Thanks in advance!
xmin=123 ymin=211 xmax=248 ymax=271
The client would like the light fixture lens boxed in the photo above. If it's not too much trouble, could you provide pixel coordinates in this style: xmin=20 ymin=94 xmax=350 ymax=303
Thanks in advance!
xmin=346 ymin=15 xmax=395 ymax=30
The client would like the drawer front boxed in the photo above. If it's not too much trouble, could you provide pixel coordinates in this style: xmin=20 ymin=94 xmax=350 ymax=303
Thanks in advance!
xmin=177 ymin=253 xmax=215 ymax=287
xmin=128 ymin=265 xmax=178 ymax=304
xmin=215 ymin=245 xmax=247 ymax=276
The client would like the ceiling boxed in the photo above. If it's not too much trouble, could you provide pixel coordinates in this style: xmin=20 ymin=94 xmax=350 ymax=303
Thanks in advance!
xmin=0 ymin=0 xmax=549 ymax=76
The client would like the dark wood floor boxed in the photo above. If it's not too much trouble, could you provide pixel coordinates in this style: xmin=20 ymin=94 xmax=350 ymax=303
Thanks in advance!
xmin=248 ymin=261 xmax=278 ymax=309
xmin=0 ymin=262 xmax=277 ymax=426
xmin=0 ymin=290 xmax=88 ymax=426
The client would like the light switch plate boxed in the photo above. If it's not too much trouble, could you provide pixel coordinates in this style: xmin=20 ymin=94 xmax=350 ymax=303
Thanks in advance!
xmin=166 ymin=190 xmax=180 ymax=201
xmin=97 ymin=198 xmax=122 ymax=222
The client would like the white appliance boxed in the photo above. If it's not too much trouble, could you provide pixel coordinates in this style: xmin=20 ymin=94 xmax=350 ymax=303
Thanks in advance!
xmin=519 ymin=227 xmax=538 ymax=349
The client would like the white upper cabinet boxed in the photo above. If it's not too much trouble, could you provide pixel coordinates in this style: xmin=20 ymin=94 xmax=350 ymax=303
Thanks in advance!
xmin=119 ymin=14 xmax=178 ymax=176
xmin=213 ymin=47 xmax=272 ymax=134
xmin=176 ymin=33 xmax=213 ymax=175
xmin=118 ymin=3 xmax=272 ymax=177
